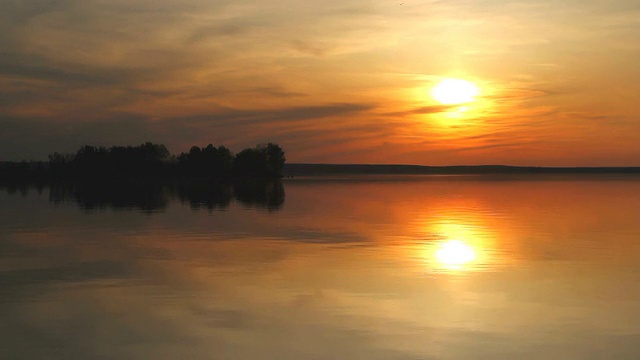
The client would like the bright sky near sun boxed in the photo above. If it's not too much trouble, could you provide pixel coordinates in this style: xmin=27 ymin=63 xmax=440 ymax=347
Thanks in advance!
xmin=1 ymin=0 xmax=640 ymax=165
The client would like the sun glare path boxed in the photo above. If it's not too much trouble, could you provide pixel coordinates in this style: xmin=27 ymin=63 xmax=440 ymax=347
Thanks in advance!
xmin=432 ymin=79 xmax=479 ymax=105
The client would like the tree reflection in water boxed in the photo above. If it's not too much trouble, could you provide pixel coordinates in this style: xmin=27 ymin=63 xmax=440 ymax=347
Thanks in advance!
xmin=36 ymin=180 xmax=285 ymax=212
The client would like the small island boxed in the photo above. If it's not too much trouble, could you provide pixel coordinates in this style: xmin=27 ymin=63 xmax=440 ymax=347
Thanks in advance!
xmin=0 ymin=142 xmax=287 ymax=211
xmin=0 ymin=142 xmax=286 ymax=184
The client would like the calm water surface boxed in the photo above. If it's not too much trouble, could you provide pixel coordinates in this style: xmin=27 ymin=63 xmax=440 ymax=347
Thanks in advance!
xmin=2 ymin=176 xmax=640 ymax=359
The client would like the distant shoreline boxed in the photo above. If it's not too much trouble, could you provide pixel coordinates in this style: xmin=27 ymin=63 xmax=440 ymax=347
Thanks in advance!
xmin=284 ymin=163 xmax=640 ymax=177
xmin=4 ymin=160 xmax=640 ymax=185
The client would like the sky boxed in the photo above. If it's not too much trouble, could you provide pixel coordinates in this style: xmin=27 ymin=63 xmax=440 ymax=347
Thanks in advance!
xmin=1 ymin=0 xmax=640 ymax=166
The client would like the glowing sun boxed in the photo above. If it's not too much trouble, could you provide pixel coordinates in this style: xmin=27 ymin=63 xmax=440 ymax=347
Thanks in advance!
xmin=432 ymin=79 xmax=479 ymax=105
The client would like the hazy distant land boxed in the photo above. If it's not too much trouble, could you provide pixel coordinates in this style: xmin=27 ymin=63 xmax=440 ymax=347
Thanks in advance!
xmin=283 ymin=163 xmax=640 ymax=177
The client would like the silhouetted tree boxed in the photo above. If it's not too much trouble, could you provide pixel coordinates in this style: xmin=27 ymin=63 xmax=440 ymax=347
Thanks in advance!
xmin=233 ymin=148 xmax=264 ymax=178
xmin=48 ymin=152 xmax=66 ymax=165
xmin=72 ymin=145 xmax=109 ymax=176
xmin=140 ymin=142 xmax=170 ymax=162
xmin=62 ymin=142 xmax=171 ymax=178
xmin=233 ymin=143 xmax=285 ymax=179
xmin=177 ymin=144 xmax=233 ymax=179
xmin=264 ymin=143 xmax=286 ymax=177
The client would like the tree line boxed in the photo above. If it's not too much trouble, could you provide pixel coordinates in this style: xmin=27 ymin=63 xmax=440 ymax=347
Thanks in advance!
xmin=1 ymin=142 xmax=286 ymax=183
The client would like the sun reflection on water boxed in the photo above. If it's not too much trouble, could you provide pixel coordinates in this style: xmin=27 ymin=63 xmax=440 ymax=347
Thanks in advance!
xmin=435 ymin=240 xmax=477 ymax=270
xmin=417 ymin=219 xmax=497 ymax=274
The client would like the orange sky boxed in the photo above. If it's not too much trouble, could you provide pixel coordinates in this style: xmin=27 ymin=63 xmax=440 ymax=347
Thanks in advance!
xmin=1 ymin=0 xmax=640 ymax=165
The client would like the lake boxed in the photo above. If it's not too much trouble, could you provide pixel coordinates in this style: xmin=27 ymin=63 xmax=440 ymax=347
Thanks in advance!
xmin=2 ymin=176 xmax=640 ymax=359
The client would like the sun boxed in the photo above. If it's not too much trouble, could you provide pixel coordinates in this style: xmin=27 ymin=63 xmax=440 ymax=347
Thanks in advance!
xmin=432 ymin=79 xmax=479 ymax=105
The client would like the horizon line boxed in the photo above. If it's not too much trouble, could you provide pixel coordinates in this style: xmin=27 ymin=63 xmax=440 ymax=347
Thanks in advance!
xmin=285 ymin=163 xmax=640 ymax=169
